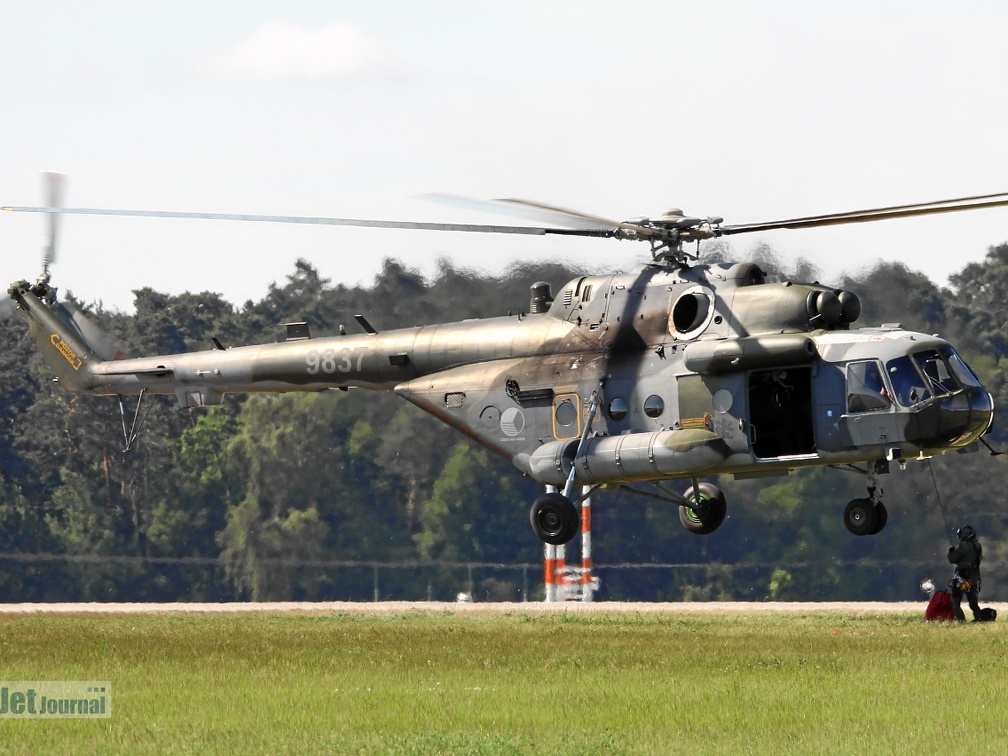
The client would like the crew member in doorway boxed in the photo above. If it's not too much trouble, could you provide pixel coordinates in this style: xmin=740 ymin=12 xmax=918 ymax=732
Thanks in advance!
xmin=948 ymin=525 xmax=983 ymax=622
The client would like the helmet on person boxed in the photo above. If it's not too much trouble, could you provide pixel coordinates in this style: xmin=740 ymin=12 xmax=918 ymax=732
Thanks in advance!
xmin=957 ymin=525 xmax=977 ymax=541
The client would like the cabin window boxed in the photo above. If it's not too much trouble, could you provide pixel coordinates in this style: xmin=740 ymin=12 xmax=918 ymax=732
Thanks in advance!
xmin=552 ymin=393 xmax=581 ymax=440
xmin=643 ymin=395 xmax=665 ymax=418
xmin=607 ymin=397 xmax=628 ymax=421
xmin=556 ymin=400 xmax=577 ymax=426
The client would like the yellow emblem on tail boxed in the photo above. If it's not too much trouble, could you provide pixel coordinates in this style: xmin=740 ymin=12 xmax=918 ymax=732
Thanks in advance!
xmin=50 ymin=333 xmax=83 ymax=371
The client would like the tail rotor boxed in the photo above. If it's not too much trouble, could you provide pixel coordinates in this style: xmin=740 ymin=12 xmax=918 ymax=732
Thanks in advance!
xmin=4 ymin=172 xmax=123 ymax=360
xmin=41 ymin=171 xmax=63 ymax=283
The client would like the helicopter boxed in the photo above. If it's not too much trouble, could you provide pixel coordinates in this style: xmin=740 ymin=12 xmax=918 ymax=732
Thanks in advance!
xmin=4 ymin=175 xmax=1007 ymax=546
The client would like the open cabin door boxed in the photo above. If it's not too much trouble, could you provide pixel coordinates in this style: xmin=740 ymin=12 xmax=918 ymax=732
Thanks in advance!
xmin=748 ymin=367 xmax=815 ymax=459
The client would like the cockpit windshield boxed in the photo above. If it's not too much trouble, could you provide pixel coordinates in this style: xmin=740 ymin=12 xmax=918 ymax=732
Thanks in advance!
xmin=885 ymin=346 xmax=982 ymax=406
xmin=914 ymin=350 xmax=959 ymax=395
xmin=943 ymin=347 xmax=984 ymax=389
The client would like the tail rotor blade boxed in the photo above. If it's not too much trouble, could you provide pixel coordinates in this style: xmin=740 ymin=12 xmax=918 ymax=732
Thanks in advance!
xmin=42 ymin=171 xmax=65 ymax=274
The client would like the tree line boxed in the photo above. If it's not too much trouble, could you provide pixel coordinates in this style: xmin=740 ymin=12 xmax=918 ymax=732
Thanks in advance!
xmin=2 ymin=245 xmax=1008 ymax=603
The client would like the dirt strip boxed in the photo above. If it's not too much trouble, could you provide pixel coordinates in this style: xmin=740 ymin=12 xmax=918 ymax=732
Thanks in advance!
xmin=2 ymin=600 xmax=1005 ymax=614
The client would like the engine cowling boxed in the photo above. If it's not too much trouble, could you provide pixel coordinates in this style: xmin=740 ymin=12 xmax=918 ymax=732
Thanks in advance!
xmin=683 ymin=333 xmax=817 ymax=374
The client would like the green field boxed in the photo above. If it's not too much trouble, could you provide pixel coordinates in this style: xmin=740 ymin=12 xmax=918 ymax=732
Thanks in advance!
xmin=1 ymin=608 xmax=1006 ymax=754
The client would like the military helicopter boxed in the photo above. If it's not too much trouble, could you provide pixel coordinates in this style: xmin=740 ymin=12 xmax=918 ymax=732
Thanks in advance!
xmin=5 ymin=175 xmax=1007 ymax=546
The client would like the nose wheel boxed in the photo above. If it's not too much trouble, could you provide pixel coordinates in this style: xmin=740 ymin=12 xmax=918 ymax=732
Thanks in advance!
xmin=843 ymin=498 xmax=888 ymax=536
xmin=843 ymin=462 xmax=889 ymax=536
xmin=530 ymin=492 xmax=579 ymax=545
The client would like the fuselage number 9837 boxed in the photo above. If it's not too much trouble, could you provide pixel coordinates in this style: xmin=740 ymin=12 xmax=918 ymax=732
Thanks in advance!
xmin=305 ymin=348 xmax=365 ymax=375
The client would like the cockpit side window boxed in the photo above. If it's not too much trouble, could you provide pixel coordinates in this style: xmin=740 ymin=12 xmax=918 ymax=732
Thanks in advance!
xmin=847 ymin=360 xmax=893 ymax=413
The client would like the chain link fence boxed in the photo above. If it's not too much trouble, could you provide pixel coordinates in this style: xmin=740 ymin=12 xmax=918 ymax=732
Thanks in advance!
xmin=1 ymin=552 xmax=998 ymax=603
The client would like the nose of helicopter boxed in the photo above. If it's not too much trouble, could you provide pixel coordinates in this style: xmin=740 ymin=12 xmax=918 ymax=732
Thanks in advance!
xmin=935 ymin=386 xmax=994 ymax=448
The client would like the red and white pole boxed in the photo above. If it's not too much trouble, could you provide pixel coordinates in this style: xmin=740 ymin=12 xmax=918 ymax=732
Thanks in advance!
xmin=544 ymin=485 xmax=598 ymax=601
xmin=544 ymin=485 xmax=557 ymax=602
xmin=544 ymin=541 xmax=556 ymax=602
xmin=580 ymin=486 xmax=594 ymax=602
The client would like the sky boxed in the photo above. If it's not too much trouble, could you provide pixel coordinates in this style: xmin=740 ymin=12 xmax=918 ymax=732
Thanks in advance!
xmin=2 ymin=1 xmax=1008 ymax=312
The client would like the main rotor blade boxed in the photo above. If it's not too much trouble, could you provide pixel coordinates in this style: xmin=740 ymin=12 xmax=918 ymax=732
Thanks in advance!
xmin=495 ymin=198 xmax=663 ymax=238
xmin=55 ymin=302 xmax=122 ymax=361
xmin=720 ymin=192 xmax=1008 ymax=235
xmin=1 ymin=205 xmax=615 ymax=238
xmin=10 ymin=189 xmax=1006 ymax=246
xmin=424 ymin=193 xmax=618 ymax=232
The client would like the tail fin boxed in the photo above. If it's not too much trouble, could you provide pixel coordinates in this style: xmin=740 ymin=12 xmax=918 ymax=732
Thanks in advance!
xmin=7 ymin=280 xmax=102 ymax=391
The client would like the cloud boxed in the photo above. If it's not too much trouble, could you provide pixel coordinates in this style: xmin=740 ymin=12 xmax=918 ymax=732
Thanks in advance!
xmin=206 ymin=21 xmax=400 ymax=84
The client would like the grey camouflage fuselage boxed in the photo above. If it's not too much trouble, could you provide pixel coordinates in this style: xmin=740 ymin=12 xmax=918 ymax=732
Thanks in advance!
xmin=10 ymin=260 xmax=993 ymax=491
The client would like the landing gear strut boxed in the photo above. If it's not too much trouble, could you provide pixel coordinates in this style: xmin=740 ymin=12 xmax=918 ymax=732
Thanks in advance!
xmin=529 ymin=385 xmax=602 ymax=546
xmin=843 ymin=462 xmax=888 ymax=536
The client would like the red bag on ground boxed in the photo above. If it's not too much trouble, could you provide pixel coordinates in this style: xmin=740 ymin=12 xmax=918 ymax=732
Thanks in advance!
xmin=925 ymin=590 xmax=955 ymax=621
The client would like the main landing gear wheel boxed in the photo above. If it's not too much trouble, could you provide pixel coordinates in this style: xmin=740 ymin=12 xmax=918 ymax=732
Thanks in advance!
xmin=530 ymin=492 xmax=579 ymax=545
xmin=843 ymin=498 xmax=887 ymax=536
xmin=679 ymin=482 xmax=727 ymax=535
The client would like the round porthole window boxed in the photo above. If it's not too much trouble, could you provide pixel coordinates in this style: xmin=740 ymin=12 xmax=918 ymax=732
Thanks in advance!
xmin=555 ymin=400 xmax=577 ymax=427
xmin=712 ymin=389 xmax=734 ymax=413
xmin=608 ymin=397 xmax=629 ymax=421
xmin=643 ymin=395 xmax=665 ymax=418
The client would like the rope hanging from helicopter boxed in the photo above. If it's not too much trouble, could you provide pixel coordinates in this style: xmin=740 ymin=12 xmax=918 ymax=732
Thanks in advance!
xmin=925 ymin=458 xmax=956 ymax=546
xmin=119 ymin=389 xmax=154 ymax=453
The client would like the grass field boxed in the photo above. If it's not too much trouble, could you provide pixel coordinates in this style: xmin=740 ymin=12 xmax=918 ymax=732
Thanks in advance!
xmin=1 ymin=608 xmax=1007 ymax=754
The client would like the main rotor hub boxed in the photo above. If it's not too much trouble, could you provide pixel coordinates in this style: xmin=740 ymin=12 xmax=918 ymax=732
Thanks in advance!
xmin=638 ymin=210 xmax=724 ymax=267
xmin=657 ymin=208 xmax=685 ymax=222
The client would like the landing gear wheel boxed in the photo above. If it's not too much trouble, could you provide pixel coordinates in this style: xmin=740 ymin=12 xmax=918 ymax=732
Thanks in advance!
xmin=679 ymin=482 xmax=727 ymax=535
xmin=843 ymin=498 xmax=879 ymax=536
xmin=530 ymin=492 xmax=579 ymax=545
xmin=870 ymin=502 xmax=888 ymax=535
